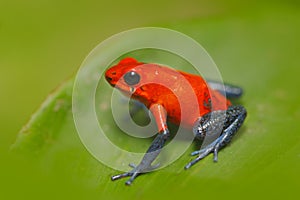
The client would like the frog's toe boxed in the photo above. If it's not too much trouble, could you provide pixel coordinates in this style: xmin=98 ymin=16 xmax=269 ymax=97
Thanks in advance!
xmin=111 ymin=172 xmax=133 ymax=181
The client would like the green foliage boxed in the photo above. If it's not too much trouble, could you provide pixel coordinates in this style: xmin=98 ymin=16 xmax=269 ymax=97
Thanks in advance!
xmin=7 ymin=5 xmax=300 ymax=200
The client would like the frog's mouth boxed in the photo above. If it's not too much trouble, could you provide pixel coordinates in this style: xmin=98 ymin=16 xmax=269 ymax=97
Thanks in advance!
xmin=105 ymin=76 xmax=113 ymax=83
xmin=115 ymin=84 xmax=136 ymax=96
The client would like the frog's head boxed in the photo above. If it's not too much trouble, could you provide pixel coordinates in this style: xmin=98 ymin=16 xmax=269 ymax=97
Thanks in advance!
xmin=105 ymin=57 xmax=144 ymax=94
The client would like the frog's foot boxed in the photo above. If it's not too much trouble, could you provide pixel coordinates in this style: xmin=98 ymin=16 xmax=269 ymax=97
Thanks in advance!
xmin=185 ymin=137 xmax=222 ymax=169
xmin=111 ymin=163 xmax=160 ymax=185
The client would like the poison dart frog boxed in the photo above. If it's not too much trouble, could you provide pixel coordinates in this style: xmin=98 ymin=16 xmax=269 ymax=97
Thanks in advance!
xmin=105 ymin=58 xmax=247 ymax=185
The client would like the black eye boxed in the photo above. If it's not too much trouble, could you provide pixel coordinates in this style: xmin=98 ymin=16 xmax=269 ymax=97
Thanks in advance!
xmin=124 ymin=71 xmax=140 ymax=85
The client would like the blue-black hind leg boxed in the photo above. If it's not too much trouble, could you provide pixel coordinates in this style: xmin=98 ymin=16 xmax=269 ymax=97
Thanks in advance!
xmin=207 ymin=80 xmax=243 ymax=99
xmin=185 ymin=105 xmax=247 ymax=169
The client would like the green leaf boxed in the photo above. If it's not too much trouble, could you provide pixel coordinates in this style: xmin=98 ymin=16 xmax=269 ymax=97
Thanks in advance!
xmin=11 ymin=6 xmax=300 ymax=200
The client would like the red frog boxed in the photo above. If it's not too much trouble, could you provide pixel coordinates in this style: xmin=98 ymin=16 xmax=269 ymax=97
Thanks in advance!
xmin=105 ymin=58 xmax=247 ymax=185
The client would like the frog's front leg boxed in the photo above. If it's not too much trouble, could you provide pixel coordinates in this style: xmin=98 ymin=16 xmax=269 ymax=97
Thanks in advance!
xmin=111 ymin=130 xmax=169 ymax=185
xmin=185 ymin=105 xmax=247 ymax=169
xmin=111 ymin=104 xmax=169 ymax=185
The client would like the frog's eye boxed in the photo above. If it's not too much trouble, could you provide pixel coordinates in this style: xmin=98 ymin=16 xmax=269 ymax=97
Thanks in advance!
xmin=124 ymin=71 xmax=141 ymax=85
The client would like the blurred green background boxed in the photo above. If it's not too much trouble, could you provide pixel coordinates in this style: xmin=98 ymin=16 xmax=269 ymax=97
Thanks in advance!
xmin=1 ymin=0 xmax=300 ymax=200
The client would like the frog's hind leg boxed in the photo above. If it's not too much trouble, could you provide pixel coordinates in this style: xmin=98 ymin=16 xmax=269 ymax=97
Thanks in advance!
xmin=207 ymin=80 xmax=243 ymax=99
xmin=185 ymin=105 xmax=247 ymax=169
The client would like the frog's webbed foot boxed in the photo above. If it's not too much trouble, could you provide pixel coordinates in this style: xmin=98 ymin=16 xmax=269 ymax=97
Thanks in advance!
xmin=185 ymin=135 xmax=224 ymax=169
xmin=111 ymin=162 xmax=160 ymax=185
